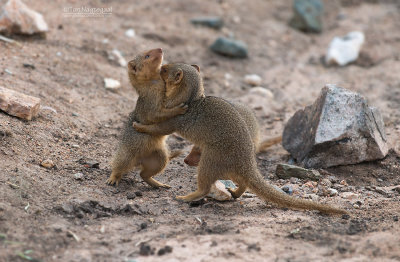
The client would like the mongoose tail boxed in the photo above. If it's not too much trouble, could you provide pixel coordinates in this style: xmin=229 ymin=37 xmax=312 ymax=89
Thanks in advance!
xmin=247 ymin=171 xmax=348 ymax=215
xmin=256 ymin=136 xmax=282 ymax=153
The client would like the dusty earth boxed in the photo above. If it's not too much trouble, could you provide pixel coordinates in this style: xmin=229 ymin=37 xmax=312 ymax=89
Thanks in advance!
xmin=1 ymin=0 xmax=400 ymax=261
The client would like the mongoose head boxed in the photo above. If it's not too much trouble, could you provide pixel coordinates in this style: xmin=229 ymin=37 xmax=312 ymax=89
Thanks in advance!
xmin=160 ymin=63 xmax=204 ymax=108
xmin=127 ymin=48 xmax=163 ymax=90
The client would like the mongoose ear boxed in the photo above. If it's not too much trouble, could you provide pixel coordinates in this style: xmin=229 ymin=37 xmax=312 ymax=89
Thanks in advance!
xmin=174 ymin=68 xmax=184 ymax=84
xmin=191 ymin=64 xmax=200 ymax=72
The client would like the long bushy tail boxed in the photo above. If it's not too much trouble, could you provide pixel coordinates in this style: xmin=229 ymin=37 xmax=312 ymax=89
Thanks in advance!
xmin=256 ymin=136 xmax=282 ymax=153
xmin=248 ymin=171 xmax=347 ymax=215
xmin=169 ymin=150 xmax=183 ymax=161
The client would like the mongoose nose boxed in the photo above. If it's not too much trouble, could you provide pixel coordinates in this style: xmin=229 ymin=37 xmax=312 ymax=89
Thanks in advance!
xmin=156 ymin=48 xmax=162 ymax=53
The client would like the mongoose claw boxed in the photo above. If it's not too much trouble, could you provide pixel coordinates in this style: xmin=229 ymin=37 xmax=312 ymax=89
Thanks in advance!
xmin=106 ymin=176 xmax=119 ymax=186
xmin=177 ymin=103 xmax=188 ymax=114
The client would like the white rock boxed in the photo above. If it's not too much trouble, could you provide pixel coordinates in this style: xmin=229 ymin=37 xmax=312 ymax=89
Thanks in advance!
xmin=110 ymin=49 xmax=127 ymax=67
xmin=125 ymin=28 xmax=135 ymax=38
xmin=207 ymin=181 xmax=232 ymax=201
xmin=328 ymin=188 xmax=338 ymax=196
xmin=0 ymin=0 xmax=48 ymax=35
xmin=341 ymin=192 xmax=359 ymax=200
xmin=244 ymin=74 xmax=262 ymax=86
xmin=74 ymin=173 xmax=84 ymax=180
xmin=249 ymin=87 xmax=274 ymax=99
xmin=104 ymin=78 xmax=121 ymax=91
xmin=325 ymin=31 xmax=365 ymax=66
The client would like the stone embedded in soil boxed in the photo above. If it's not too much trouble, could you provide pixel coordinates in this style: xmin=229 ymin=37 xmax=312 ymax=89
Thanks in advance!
xmin=104 ymin=78 xmax=121 ymax=91
xmin=244 ymin=74 xmax=262 ymax=86
xmin=207 ymin=180 xmax=232 ymax=201
xmin=190 ymin=16 xmax=223 ymax=29
xmin=139 ymin=243 xmax=154 ymax=256
xmin=276 ymin=164 xmax=320 ymax=181
xmin=289 ymin=0 xmax=323 ymax=33
xmin=0 ymin=0 xmax=48 ymax=35
xmin=40 ymin=159 xmax=54 ymax=169
xmin=125 ymin=28 xmax=135 ymax=38
xmin=74 ymin=173 xmax=84 ymax=180
xmin=0 ymin=86 xmax=41 ymax=120
xmin=157 ymin=245 xmax=173 ymax=256
xmin=341 ymin=192 xmax=359 ymax=200
xmin=327 ymin=188 xmax=338 ymax=196
xmin=282 ymin=84 xmax=388 ymax=168
xmin=281 ymin=185 xmax=293 ymax=195
xmin=210 ymin=37 xmax=248 ymax=58
xmin=325 ymin=31 xmax=365 ymax=66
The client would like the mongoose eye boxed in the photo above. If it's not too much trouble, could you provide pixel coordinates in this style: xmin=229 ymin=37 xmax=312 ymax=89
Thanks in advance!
xmin=145 ymin=55 xmax=150 ymax=59
xmin=162 ymin=68 xmax=167 ymax=73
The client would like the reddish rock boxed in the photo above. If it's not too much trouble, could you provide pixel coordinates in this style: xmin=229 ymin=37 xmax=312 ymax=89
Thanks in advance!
xmin=0 ymin=86 xmax=41 ymax=120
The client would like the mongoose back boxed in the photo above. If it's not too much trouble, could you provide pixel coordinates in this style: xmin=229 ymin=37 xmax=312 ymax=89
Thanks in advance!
xmin=108 ymin=49 xmax=186 ymax=188
xmin=133 ymin=63 xmax=347 ymax=214
xmin=184 ymin=101 xmax=282 ymax=166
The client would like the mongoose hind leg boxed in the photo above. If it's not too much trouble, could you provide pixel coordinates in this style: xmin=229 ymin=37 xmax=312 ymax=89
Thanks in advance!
xmin=228 ymin=183 xmax=247 ymax=199
xmin=107 ymin=148 xmax=137 ymax=186
xmin=139 ymin=149 xmax=171 ymax=189
xmin=176 ymin=162 xmax=216 ymax=202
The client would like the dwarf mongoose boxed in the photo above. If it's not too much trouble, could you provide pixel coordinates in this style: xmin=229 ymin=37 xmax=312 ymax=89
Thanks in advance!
xmin=184 ymin=100 xmax=282 ymax=166
xmin=107 ymin=49 xmax=186 ymax=188
xmin=133 ymin=63 xmax=346 ymax=214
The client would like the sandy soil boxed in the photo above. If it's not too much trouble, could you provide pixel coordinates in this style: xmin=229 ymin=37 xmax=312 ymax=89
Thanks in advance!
xmin=1 ymin=0 xmax=400 ymax=261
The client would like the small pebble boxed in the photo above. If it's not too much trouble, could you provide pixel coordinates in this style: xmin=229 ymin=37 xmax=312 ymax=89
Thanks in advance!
xmin=341 ymin=192 xmax=358 ymax=200
xmin=127 ymin=193 xmax=136 ymax=200
xmin=4 ymin=69 xmax=13 ymax=75
xmin=74 ymin=172 xmax=84 ymax=180
xmin=104 ymin=78 xmax=121 ymax=91
xmin=210 ymin=37 xmax=248 ymax=58
xmin=139 ymin=243 xmax=154 ymax=256
xmin=327 ymin=188 xmax=338 ymax=196
xmin=157 ymin=245 xmax=173 ymax=256
xmin=281 ymin=185 xmax=293 ymax=195
xmin=135 ymin=191 xmax=143 ymax=197
xmin=125 ymin=28 xmax=135 ymax=38
xmin=41 ymin=159 xmax=54 ymax=169
xmin=244 ymin=74 xmax=262 ymax=86
xmin=140 ymin=222 xmax=147 ymax=230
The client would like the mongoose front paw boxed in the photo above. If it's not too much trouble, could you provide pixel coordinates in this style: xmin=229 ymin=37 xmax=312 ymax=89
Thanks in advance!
xmin=132 ymin=122 xmax=147 ymax=133
xmin=106 ymin=176 xmax=120 ymax=186
xmin=177 ymin=103 xmax=188 ymax=114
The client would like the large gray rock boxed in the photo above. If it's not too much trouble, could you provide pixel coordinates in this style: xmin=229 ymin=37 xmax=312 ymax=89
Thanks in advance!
xmin=283 ymin=84 xmax=388 ymax=168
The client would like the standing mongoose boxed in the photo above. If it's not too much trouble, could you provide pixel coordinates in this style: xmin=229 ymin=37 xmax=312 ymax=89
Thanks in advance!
xmin=184 ymin=100 xmax=282 ymax=166
xmin=107 ymin=48 xmax=187 ymax=188
xmin=133 ymin=63 xmax=347 ymax=214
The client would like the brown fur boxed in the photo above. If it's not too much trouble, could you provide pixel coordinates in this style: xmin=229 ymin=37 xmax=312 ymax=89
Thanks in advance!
xmin=133 ymin=63 xmax=347 ymax=215
xmin=107 ymin=49 xmax=186 ymax=188
xmin=184 ymin=101 xmax=282 ymax=166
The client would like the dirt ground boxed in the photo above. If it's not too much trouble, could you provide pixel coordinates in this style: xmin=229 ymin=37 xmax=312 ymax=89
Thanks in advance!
xmin=1 ymin=0 xmax=400 ymax=261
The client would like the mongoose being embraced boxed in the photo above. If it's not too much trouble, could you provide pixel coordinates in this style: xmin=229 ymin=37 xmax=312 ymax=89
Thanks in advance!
xmin=133 ymin=63 xmax=347 ymax=214
xmin=107 ymin=48 xmax=187 ymax=188
xmin=184 ymin=102 xmax=282 ymax=166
